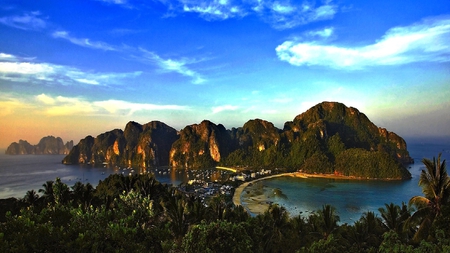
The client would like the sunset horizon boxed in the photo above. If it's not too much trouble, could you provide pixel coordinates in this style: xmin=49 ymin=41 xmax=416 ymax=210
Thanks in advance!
xmin=1 ymin=0 xmax=449 ymax=149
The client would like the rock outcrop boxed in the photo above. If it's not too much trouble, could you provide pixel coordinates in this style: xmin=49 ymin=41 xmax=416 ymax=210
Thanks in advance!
xmin=5 ymin=136 xmax=73 ymax=155
xmin=62 ymin=102 xmax=413 ymax=179
xmin=62 ymin=121 xmax=178 ymax=167
xmin=169 ymin=120 xmax=234 ymax=168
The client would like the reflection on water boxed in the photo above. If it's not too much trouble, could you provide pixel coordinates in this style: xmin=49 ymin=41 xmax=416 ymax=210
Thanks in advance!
xmin=0 ymin=154 xmax=232 ymax=199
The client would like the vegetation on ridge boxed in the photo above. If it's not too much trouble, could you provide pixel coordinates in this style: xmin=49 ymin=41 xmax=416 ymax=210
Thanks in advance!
xmin=63 ymin=102 xmax=413 ymax=180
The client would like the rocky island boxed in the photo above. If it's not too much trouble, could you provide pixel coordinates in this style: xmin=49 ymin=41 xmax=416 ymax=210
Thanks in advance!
xmin=63 ymin=102 xmax=413 ymax=180
xmin=6 ymin=136 xmax=73 ymax=155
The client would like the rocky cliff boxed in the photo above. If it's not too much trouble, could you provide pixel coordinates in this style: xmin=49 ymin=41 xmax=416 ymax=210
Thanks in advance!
xmin=285 ymin=102 xmax=414 ymax=164
xmin=63 ymin=102 xmax=413 ymax=179
xmin=62 ymin=121 xmax=178 ymax=167
xmin=5 ymin=136 xmax=73 ymax=155
xmin=169 ymin=120 xmax=234 ymax=168
xmin=167 ymin=101 xmax=412 ymax=179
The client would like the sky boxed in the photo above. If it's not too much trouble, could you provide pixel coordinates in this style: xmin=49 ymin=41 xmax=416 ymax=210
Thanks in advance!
xmin=0 ymin=0 xmax=449 ymax=149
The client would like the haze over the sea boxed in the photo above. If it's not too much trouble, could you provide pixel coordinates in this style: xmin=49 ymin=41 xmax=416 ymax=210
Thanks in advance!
xmin=1 ymin=0 xmax=449 ymax=148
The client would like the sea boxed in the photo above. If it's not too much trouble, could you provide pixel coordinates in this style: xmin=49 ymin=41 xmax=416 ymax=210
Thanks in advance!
xmin=0 ymin=154 xmax=189 ymax=199
xmin=0 ymin=141 xmax=449 ymax=223
xmin=240 ymin=141 xmax=450 ymax=223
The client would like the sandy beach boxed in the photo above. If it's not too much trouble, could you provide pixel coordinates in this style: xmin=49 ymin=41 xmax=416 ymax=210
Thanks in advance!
xmin=232 ymin=172 xmax=368 ymax=215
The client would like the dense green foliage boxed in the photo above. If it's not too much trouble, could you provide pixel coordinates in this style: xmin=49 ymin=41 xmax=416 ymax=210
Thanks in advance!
xmin=63 ymin=102 xmax=413 ymax=179
xmin=1 ymin=154 xmax=447 ymax=252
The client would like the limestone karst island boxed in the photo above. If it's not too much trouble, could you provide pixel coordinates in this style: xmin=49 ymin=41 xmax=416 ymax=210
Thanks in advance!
xmin=6 ymin=136 xmax=73 ymax=155
xmin=63 ymin=102 xmax=413 ymax=180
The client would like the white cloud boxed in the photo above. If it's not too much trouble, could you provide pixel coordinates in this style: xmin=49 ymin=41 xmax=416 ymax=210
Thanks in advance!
xmin=306 ymin=27 xmax=334 ymax=39
xmin=36 ymin=94 xmax=56 ymax=105
xmin=0 ymin=62 xmax=55 ymax=75
xmin=0 ymin=53 xmax=18 ymax=61
xmin=139 ymin=48 xmax=206 ymax=84
xmin=179 ymin=0 xmax=246 ymax=20
xmin=32 ymin=94 xmax=189 ymax=116
xmin=0 ymin=52 xmax=142 ymax=86
xmin=0 ymin=11 xmax=47 ymax=30
xmin=158 ymin=0 xmax=337 ymax=29
xmin=276 ymin=16 xmax=450 ymax=69
xmin=52 ymin=31 xmax=118 ymax=51
xmin=212 ymin=104 xmax=239 ymax=114
xmin=272 ymin=3 xmax=295 ymax=14
xmin=74 ymin=79 xmax=100 ymax=85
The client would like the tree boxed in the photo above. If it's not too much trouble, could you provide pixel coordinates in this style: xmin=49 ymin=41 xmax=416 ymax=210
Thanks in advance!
xmin=258 ymin=204 xmax=292 ymax=252
xmin=23 ymin=190 xmax=39 ymax=206
xmin=182 ymin=220 xmax=253 ymax=253
xmin=162 ymin=190 xmax=188 ymax=241
xmin=378 ymin=202 xmax=411 ymax=238
xmin=408 ymin=153 xmax=450 ymax=243
xmin=38 ymin=180 xmax=54 ymax=203
xmin=317 ymin=204 xmax=340 ymax=240
xmin=52 ymin=177 xmax=70 ymax=205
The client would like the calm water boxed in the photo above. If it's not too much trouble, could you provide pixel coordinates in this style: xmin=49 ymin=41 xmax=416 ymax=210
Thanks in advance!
xmin=0 ymin=154 xmax=190 ymax=199
xmin=1 ymin=141 xmax=449 ymax=224
xmin=240 ymin=141 xmax=450 ymax=223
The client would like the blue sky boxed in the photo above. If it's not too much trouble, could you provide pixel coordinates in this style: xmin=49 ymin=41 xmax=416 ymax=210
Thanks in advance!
xmin=0 ymin=0 xmax=449 ymax=148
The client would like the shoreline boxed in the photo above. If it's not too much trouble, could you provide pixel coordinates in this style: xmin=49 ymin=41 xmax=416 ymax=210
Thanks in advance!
xmin=232 ymin=172 xmax=402 ymax=215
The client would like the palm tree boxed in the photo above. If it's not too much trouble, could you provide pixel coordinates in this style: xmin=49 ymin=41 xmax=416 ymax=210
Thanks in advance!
xmin=408 ymin=153 xmax=450 ymax=242
xmin=379 ymin=202 xmax=411 ymax=239
xmin=162 ymin=191 xmax=188 ymax=240
xmin=207 ymin=194 xmax=229 ymax=220
xmin=359 ymin=211 xmax=384 ymax=248
xmin=39 ymin=180 xmax=54 ymax=203
xmin=259 ymin=204 xmax=291 ymax=253
xmin=23 ymin=189 xmax=39 ymax=206
xmin=72 ymin=181 xmax=94 ymax=208
xmin=319 ymin=204 xmax=340 ymax=239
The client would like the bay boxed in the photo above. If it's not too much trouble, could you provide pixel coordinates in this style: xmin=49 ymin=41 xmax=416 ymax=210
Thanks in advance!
xmin=0 ymin=154 xmax=188 ymax=199
xmin=1 ymin=141 xmax=449 ymax=224
xmin=240 ymin=141 xmax=450 ymax=223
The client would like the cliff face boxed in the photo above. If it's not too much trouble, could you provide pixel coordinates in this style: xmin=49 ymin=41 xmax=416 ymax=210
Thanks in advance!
xmin=62 ymin=121 xmax=178 ymax=167
xmin=285 ymin=102 xmax=413 ymax=164
xmin=62 ymin=102 xmax=413 ymax=179
xmin=169 ymin=120 xmax=233 ymax=168
xmin=5 ymin=136 xmax=73 ymax=155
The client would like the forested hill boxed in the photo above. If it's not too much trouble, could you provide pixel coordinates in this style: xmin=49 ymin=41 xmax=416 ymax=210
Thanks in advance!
xmin=63 ymin=101 xmax=413 ymax=179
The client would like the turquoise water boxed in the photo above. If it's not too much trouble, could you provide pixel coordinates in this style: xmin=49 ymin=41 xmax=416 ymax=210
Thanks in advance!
xmin=240 ymin=142 xmax=450 ymax=223
xmin=1 ymin=141 xmax=449 ymax=223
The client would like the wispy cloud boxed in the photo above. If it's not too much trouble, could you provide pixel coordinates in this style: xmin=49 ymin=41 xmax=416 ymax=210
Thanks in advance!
xmin=276 ymin=16 xmax=450 ymax=69
xmin=159 ymin=0 xmax=337 ymax=29
xmin=0 ymin=52 xmax=141 ymax=86
xmin=95 ymin=0 xmax=133 ymax=8
xmin=0 ymin=11 xmax=47 ymax=30
xmin=212 ymin=104 xmax=239 ymax=114
xmin=139 ymin=48 xmax=206 ymax=84
xmin=33 ymin=93 xmax=189 ymax=116
xmin=50 ymin=30 xmax=207 ymax=84
xmin=254 ymin=0 xmax=337 ymax=29
xmin=0 ymin=93 xmax=33 ymax=117
xmin=180 ymin=0 xmax=247 ymax=20
xmin=305 ymin=27 xmax=334 ymax=39
xmin=52 ymin=31 xmax=118 ymax=51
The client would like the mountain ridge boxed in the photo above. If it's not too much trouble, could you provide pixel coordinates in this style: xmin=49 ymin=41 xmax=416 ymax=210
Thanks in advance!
xmin=62 ymin=101 xmax=413 ymax=179
xmin=5 ymin=136 xmax=73 ymax=155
